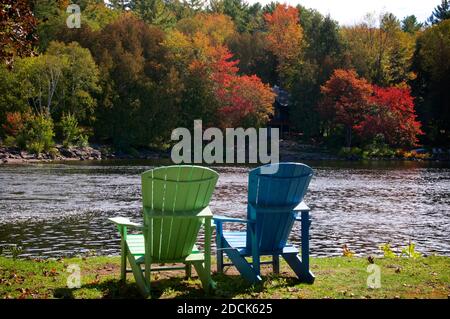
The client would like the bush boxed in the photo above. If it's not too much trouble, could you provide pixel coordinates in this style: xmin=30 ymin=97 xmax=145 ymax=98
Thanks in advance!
xmin=19 ymin=114 xmax=55 ymax=154
xmin=2 ymin=112 xmax=28 ymax=137
xmin=362 ymin=134 xmax=396 ymax=159
xmin=338 ymin=147 xmax=363 ymax=159
xmin=3 ymin=135 xmax=17 ymax=147
xmin=59 ymin=113 xmax=89 ymax=148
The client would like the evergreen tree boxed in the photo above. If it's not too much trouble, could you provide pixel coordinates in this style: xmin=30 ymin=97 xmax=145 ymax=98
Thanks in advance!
xmin=401 ymin=15 xmax=423 ymax=33
xmin=428 ymin=0 xmax=450 ymax=25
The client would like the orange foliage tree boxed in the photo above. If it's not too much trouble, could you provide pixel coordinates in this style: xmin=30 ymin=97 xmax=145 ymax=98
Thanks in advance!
xmin=264 ymin=4 xmax=303 ymax=87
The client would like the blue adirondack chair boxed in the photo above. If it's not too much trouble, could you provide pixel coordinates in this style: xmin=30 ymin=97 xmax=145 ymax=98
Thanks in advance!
xmin=214 ymin=162 xmax=315 ymax=284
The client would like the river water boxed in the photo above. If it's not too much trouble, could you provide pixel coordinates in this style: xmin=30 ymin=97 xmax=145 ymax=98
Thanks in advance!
xmin=0 ymin=160 xmax=449 ymax=258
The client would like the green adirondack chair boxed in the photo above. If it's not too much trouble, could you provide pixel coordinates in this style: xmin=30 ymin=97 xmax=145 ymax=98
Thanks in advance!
xmin=109 ymin=165 xmax=219 ymax=297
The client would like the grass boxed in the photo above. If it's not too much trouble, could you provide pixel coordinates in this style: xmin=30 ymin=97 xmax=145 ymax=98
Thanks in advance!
xmin=0 ymin=255 xmax=448 ymax=299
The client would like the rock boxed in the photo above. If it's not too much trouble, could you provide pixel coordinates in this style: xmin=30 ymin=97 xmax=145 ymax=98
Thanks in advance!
xmin=59 ymin=148 xmax=75 ymax=158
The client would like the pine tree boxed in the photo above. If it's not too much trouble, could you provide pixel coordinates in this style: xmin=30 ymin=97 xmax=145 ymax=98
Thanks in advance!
xmin=401 ymin=15 xmax=423 ymax=33
xmin=428 ymin=0 xmax=450 ymax=25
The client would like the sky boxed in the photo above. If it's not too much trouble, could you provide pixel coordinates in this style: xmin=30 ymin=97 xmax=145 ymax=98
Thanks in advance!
xmin=249 ymin=0 xmax=442 ymax=26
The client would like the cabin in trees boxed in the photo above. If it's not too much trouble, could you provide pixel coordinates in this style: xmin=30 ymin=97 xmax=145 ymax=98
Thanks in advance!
xmin=269 ymin=85 xmax=290 ymax=136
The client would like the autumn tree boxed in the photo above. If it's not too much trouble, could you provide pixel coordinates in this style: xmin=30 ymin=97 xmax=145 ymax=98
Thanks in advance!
xmin=264 ymin=4 xmax=303 ymax=88
xmin=0 ymin=0 xmax=38 ymax=66
xmin=289 ymin=7 xmax=346 ymax=138
xmin=210 ymin=48 xmax=274 ymax=128
xmin=165 ymin=14 xmax=274 ymax=129
xmin=342 ymin=13 xmax=415 ymax=87
xmin=319 ymin=69 xmax=373 ymax=147
xmin=355 ymin=86 xmax=423 ymax=147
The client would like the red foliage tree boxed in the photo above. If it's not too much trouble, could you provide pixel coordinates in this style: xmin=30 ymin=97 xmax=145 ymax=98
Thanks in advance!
xmin=355 ymin=86 xmax=423 ymax=147
xmin=319 ymin=69 xmax=373 ymax=147
xmin=207 ymin=46 xmax=275 ymax=128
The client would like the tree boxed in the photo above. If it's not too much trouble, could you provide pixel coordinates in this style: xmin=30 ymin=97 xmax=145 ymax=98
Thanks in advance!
xmin=428 ymin=0 xmax=450 ymax=25
xmin=0 ymin=0 xmax=38 ymax=66
xmin=210 ymin=48 xmax=275 ymax=128
xmin=412 ymin=20 xmax=450 ymax=146
xmin=355 ymin=86 xmax=423 ymax=147
xmin=90 ymin=14 xmax=181 ymax=148
xmin=131 ymin=0 xmax=176 ymax=27
xmin=176 ymin=13 xmax=235 ymax=45
xmin=401 ymin=15 xmax=423 ymax=34
xmin=227 ymin=31 xmax=277 ymax=84
xmin=290 ymin=7 xmax=346 ymax=138
xmin=264 ymin=4 xmax=303 ymax=87
xmin=342 ymin=12 xmax=415 ymax=86
xmin=319 ymin=69 xmax=373 ymax=147
xmin=46 ymin=41 xmax=100 ymax=122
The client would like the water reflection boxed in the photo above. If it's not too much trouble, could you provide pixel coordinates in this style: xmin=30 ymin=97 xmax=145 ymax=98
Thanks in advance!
xmin=0 ymin=160 xmax=449 ymax=257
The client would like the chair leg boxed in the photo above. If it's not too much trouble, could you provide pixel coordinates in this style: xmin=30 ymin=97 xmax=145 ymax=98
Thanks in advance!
xmin=127 ymin=252 xmax=151 ymax=297
xmin=185 ymin=263 xmax=192 ymax=279
xmin=192 ymin=261 xmax=215 ymax=294
xmin=301 ymin=210 xmax=311 ymax=277
xmin=120 ymin=239 xmax=127 ymax=282
xmin=217 ymin=249 xmax=224 ymax=274
xmin=222 ymin=245 xmax=262 ymax=284
xmin=273 ymin=254 xmax=280 ymax=274
xmin=216 ymin=223 xmax=224 ymax=274
xmin=280 ymin=210 xmax=315 ymax=283
xmin=281 ymin=252 xmax=314 ymax=283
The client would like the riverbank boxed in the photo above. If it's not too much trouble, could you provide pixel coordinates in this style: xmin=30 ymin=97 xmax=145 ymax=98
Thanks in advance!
xmin=1 ymin=140 xmax=448 ymax=164
xmin=0 ymin=256 xmax=448 ymax=299
xmin=0 ymin=144 xmax=167 ymax=164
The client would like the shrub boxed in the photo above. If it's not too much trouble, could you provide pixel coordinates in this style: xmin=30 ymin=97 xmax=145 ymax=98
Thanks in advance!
xmin=2 ymin=112 xmax=28 ymax=137
xmin=20 ymin=114 xmax=55 ymax=154
xmin=3 ymin=135 xmax=17 ymax=147
xmin=338 ymin=147 xmax=362 ymax=159
xmin=59 ymin=113 xmax=89 ymax=148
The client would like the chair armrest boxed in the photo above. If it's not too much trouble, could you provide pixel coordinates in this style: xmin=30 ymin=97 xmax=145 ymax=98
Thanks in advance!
xmin=213 ymin=215 xmax=254 ymax=224
xmin=108 ymin=217 xmax=144 ymax=229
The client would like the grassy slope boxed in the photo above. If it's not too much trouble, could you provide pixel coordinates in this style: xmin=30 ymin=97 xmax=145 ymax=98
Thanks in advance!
xmin=0 ymin=256 xmax=448 ymax=299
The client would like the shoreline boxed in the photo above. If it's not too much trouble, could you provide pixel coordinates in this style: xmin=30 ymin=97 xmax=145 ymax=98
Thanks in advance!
xmin=1 ymin=141 xmax=449 ymax=165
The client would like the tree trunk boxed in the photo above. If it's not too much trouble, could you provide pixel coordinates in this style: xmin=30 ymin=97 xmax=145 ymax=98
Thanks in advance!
xmin=346 ymin=126 xmax=352 ymax=148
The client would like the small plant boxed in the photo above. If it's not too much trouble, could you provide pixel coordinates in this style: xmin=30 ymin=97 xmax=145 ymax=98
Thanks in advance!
xmin=338 ymin=147 xmax=362 ymax=160
xmin=342 ymin=244 xmax=355 ymax=257
xmin=401 ymin=242 xmax=422 ymax=258
xmin=77 ymin=134 xmax=89 ymax=147
xmin=10 ymin=245 xmax=23 ymax=260
xmin=59 ymin=113 xmax=89 ymax=148
xmin=2 ymin=112 xmax=27 ymax=137
xmin=3 ymin=135 xmax=17 ymax=147
xmin=379 ymin=243 xmax=398 ymax=258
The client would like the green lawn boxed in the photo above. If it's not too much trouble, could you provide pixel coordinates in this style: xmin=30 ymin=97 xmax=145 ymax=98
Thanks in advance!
xmin=0 ymin=256 xmax=448 ymax=299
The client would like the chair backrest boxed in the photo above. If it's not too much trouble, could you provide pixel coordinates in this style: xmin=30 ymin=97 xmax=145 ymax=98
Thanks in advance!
xmin=246 ymin=163 xmax=313 ymax=253
xmin=141 ymin=165 xmax=219 ymax=262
